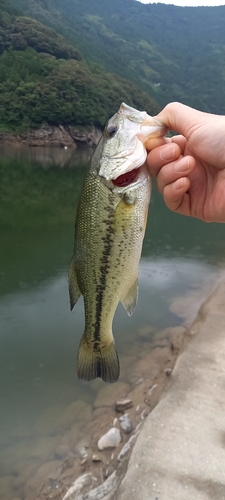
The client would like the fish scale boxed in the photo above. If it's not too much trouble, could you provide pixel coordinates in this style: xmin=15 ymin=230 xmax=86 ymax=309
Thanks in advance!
xmin=69 ymin=102 xmax=167 ymax=382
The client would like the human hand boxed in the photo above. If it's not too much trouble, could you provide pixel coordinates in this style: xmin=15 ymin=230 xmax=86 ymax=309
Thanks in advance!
xmin=146 ymin=102 xmax=225 ymax=222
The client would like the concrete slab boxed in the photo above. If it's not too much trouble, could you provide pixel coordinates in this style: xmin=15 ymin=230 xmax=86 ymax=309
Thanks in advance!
xmin=116 ymin=280 xmax=225 ymax=500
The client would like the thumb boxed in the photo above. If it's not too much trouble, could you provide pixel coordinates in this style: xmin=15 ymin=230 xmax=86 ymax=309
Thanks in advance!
xmin=157 ymin=102 xmax=225 ymax=169
xmin=156 ymin=102 xmax=206 ymax=139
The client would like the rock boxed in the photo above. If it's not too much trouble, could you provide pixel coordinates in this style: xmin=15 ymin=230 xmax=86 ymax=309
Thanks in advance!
xmin=21 ymin=124 xmax=76 ymax=147
xmin=84 ymin=470 xmax=117 ymax=500
xmin=117 ymin=432 xmax=140 ymax=461
xmin=13 ymin=457 xmax=41 ymax=493
xmin=80 ymin=456 xmax=88 ymax=466
xmin=67 ymin=125 xmax=102 ymax=147
xmin=75 ymin=437 xmax=90 ymax=457
xmin=54 ymin=444 xmax=70 ymax=459
xmin=115 ymin=399 xmax=133 ymax=413
xmin=0 ymin=124 xmax=102 ymax=148
xmin=92 ymin=454 xmax=102 ymax=462
xmin=52 ymin=426 xmax=79 ymax=455
xmin=148 ymin=384 xmax=158 ymax=396
xmin=60 ymin=457 xmax=75 ymax=474
xmin=94 ymin=382 xmax=129 ymax=408
xmin=141 ymin=408 xmax=148 ymax=420
xmin=53 ymin=400 xmax=92 ymax=433
xmin=63 ymin=473 xmax=93 ymax=499
xmin=92 ymin=407 xmax=115 ymax=421
xmin=28 ymin=435 xmax=59 ymax=461
xmin=135 ymin=378 xmax=144 ymax=385
xmin=165 ymin=367 xmax=172 ymax=376
xmin=119 ymin=414 xmax=132 ymax=434
xmin=23 ymin=460 xmax=61 ymax=498
xmin=98 ymin=428 xmax=121 ymax=450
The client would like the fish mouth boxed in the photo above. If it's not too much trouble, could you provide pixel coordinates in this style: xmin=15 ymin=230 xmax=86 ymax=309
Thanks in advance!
xmin=112 ymin=167 xmax=141 ymax=187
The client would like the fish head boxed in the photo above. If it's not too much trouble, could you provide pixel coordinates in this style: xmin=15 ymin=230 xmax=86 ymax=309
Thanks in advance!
xmin=97 ymin=102 xmax=167 ymax=183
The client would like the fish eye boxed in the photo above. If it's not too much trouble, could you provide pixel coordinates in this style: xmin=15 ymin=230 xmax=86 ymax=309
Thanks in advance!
xmin=106 ymin=125 xmax=118 ymax=138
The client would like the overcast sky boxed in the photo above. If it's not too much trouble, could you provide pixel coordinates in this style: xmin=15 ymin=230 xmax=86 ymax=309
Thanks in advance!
xmin=137 ymin=1 xmax=225 ymax=6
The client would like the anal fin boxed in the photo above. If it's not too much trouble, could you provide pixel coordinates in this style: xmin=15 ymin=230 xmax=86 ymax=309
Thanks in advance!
xmin=121 ymin=277 xmax=138 ymax=316
xmin=68 ymin=259 xmax=81 ymax=310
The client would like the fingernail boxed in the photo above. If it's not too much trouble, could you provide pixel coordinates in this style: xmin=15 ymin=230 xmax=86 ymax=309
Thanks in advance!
xmin=159 ymin=144 xmax=176 ymax=161
xmin=174 ymin=157 xmax=190 ymax=172
xmin=174 ymin=178 xmax=185 ymax=190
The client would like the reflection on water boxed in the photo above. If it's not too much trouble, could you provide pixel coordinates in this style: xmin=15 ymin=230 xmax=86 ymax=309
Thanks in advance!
xmin=0 ymin=143 xmax=93 ymax=169
xmin=1 ymin=146 xmax=225 ymax=497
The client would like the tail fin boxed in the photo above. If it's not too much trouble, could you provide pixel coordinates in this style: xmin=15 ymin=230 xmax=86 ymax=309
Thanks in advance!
xmin=77 ymin=337 xmax=120 ymax=383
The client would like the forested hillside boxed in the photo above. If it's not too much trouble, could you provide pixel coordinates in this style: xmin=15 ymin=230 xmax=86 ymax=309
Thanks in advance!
xmin=1 ymin=0 xmax=225 ymax=133
xmin=0 ymin=0 xmax=160 ymax=132
xmin=7 ymin=0 xmax=225 ymax=114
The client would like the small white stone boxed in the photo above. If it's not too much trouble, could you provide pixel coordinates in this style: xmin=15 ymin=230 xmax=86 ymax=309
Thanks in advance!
xmin=115 ymin=399 xmax=133 ymax=412
xmin=141 ymin=409 xmax=147 ymax=420
xmin=98 ymin=427 xmax=121 ymax=450
xmin=119 ymin=413 xmax=132 ymax=434
xmin=148 ymin=384 xmax=158 ymax=395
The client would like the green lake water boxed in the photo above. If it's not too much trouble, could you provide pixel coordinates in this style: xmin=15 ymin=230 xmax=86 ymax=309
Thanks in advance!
xmin=1 ymin=145 xmax=225 ymax=497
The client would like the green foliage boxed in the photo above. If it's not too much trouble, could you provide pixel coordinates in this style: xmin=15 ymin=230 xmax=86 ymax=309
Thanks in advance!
xmin=0 ymin=0 xmax=160 ymax=132
xmin=0 ymin=47 xmax=160 ymax=131
xmin=0 ymin=2 xmax=82 ymax=59
xmin=6 ymin=0 xmax=225 ymax=114
xmin=1 ymin=0 xmax=225 ymax=134
xmin=0 ymin=0 xmax=22 ymax=16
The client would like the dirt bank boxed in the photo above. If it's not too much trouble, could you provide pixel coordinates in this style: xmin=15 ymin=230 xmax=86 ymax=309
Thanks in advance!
xmin=21 ymin=324 xmax=186 ymax=500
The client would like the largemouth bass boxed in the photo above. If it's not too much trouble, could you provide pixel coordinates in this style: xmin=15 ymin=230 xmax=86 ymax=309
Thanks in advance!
xmin=69 ymin=103 xmax=166 ymax=383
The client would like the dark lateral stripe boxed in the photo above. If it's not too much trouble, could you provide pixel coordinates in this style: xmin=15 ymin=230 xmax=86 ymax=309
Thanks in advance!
xmin=92 ymin=195 xmax=115 ymax=347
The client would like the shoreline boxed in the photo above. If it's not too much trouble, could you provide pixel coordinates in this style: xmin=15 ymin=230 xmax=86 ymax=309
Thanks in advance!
xmin=26 ymin=324 xmax=186 ymax=500
xmin=2 ymin=268 xmax=224 ymax=500
xmin=62 ymin=274 xmax=225 ymax=500
xmin=14 ymin=272 xmax=223 ymax=500
xmin=0 ymin=124 xmax=102 ymax=148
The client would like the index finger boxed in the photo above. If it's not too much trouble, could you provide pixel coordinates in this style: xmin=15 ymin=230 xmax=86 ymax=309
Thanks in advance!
xmin=145 ymin=135 xmax=167 ymax=151
xmin=147 ymin=142 xmax=181 ymax=178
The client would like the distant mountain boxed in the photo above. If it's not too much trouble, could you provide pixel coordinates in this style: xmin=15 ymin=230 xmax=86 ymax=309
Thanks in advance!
xmin=1 ymin=0 xmax=225 ymax=133
xmin=0 ymin=0 xmax=159 ymax=132
xmin=0 ymin=14 xmax=82 ymax=60
xmin=6 ymin=0 xmax=225 ymax=114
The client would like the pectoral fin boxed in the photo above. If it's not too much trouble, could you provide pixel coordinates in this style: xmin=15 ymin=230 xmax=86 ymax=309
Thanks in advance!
xmin=121 ymin=277 xmax=138 ymax=316
xmin=69 ymin=259 xmax=81 ymax=310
